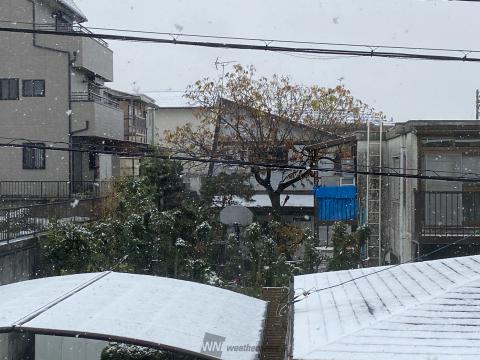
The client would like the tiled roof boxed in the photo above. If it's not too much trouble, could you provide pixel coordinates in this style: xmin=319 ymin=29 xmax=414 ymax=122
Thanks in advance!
xmin=294 ymin=255 xmax=480 ymax=360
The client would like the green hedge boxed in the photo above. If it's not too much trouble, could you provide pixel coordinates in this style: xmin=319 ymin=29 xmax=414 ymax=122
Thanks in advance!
xmin=101 ymin=344 xmax=167 ymax=360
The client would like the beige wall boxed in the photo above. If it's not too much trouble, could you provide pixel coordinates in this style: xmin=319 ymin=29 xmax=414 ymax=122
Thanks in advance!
xmin=153 ymin=107 xmax=201 ymax=146
xmin=0 ymin=0 xmax=70 ymax=181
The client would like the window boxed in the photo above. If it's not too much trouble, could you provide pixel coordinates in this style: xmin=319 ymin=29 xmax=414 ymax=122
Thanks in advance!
xmin=23 ymin=80 xmax=45 ymax=97
xmin=0 ymin=79 xmax=19 ymax=100
xmin=23 ymin=143 xmax=46 ymax=170
xmin=89 ymin=152 xmax=98 ymax=169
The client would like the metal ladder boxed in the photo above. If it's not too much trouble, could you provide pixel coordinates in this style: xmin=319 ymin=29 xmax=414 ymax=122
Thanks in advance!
xmin=366 ymin=120 xmax=383 ymax=266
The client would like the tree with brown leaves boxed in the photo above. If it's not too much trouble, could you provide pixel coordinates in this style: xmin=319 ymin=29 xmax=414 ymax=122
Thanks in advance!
xmin=165 ymin=65 xmax=381 ymax=214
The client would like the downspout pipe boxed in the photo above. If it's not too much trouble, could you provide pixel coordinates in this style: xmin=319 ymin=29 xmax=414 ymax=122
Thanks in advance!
xmin=31 ymin=0 xmax=74 ymax=193
xmin=399 ymin=136 xmax=407 ymax=261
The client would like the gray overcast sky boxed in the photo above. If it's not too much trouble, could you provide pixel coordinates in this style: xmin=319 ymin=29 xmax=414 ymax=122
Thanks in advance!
xmin=76 ymin=0 xmax=480 ymax=122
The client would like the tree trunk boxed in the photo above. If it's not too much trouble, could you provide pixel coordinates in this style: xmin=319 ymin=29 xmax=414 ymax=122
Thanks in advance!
xmin=268 ymin=191 xmax=282 ymax=216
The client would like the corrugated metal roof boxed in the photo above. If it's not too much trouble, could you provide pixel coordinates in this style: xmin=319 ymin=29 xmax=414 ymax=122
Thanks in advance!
xmin=0 ymin=272 xmax=267 ymax=360
xmin=294 ymin=255 xmax=480 ymax=360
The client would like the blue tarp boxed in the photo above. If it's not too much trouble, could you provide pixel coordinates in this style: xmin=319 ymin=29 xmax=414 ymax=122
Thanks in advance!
xmin=315 ymin=185 xmax=357 ymax=221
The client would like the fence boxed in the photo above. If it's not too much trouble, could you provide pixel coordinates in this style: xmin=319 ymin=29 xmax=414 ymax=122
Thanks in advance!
xmin=0 ymin=181 xmax=112 ymax=200
xmin=72 ymin=91 xmax=120 ymax=110
xmin=0 ymin=199 xmax=100 ymax=243
xmin=418 ymin=191 xmax=480 ymax=238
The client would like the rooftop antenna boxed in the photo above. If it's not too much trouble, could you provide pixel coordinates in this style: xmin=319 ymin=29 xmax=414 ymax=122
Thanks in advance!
xmin=214 ymin=58 xmax=236 ymax=89
xmin=132 ymin=81 xmax=140 ymax=94
xmin=208 ymin=58 xmax=235 ymax=177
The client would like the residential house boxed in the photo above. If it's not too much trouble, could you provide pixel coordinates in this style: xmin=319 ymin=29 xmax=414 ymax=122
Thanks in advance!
xmin=0 ymin=0 xmax=142 ymax=196
xmin=381 ymin=120 xmax=480 ymax=263
xmin=107 ymin=89 xmax=158 ymax=177
xmin=292 ymin=254 xmax=480 ymax=360
xmin=308 ymin=120 xmax=480 ymax=267
xmin=150 ymin=94 xmax=205 ymax=192
xmin=152 ymin=95 xmax=333 ymax=228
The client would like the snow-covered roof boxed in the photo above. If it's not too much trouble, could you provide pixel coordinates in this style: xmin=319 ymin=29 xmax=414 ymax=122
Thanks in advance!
xmin=0 ymin=272 xmax=267 ymax=360
xmin=57 ymin=0 xmax=87 ymax=22
xmin=294 ymin=255 xmax=480 ymax=360
xmin=236 ymin=194 xmax=314 ymax=208
xmin=150 ymin=93 xmax=200 ymax=109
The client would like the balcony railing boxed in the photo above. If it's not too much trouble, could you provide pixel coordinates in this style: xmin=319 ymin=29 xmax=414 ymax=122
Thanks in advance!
xmin=72 ymin=91 xmax=120 ymax=110
xmin=0 ymin=199 xmax=100 ymax=243
xmin=417 ymin=191 xmax=480 ymax=239
xmin=125 ymin=115 xmax=147 ymax=128
xmin=74 ymin=24 xmax=109 ymax=47
xmin=0 ymin=181 xmax=112 ymax=200
xmin=35 ymin=23 xmax=109 ymax=48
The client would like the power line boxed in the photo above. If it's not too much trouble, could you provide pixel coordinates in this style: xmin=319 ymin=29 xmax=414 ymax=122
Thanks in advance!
xmin=2 ymin=142 xmax=480 ymax=183
xmin=2 ymin=19 xmax=480 ymax=56
xmin=4 ymin=134 xmax=480 ymax=179
xmin=2 ymin=26 xmax=480 ymax=63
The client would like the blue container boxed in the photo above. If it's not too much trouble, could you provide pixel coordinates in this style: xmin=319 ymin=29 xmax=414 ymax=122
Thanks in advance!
xmin=315 ymin=186 xmax=357 ymax=221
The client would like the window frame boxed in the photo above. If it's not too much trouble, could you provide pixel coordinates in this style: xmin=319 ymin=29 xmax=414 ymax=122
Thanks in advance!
xmin=22 ymin=143 xmax=46 ymax=170
xmin=0 ymin=78 xmax=19 ymax=100
xmin=22 ymin=80 xmax=46 ymax=98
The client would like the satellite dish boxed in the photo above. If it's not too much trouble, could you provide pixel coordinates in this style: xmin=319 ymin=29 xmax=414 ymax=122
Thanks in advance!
xmin=220 ymin=205 xmax=254 ymax=226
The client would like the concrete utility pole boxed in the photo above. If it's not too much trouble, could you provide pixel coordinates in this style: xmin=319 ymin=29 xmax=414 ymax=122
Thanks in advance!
xmin=476 ymin=89 xmax=480 ymax=120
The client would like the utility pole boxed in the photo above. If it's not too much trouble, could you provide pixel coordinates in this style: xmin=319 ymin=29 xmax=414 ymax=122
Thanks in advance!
xmin=476 ymin=89 xmax=480 ymax=120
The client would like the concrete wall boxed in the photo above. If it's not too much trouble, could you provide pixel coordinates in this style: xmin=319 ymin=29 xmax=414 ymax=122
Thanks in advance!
xmin=0 ymin=237 xmax=39 ymax=360
xmin=381 ymin=132 xmax=419 ymax=263
xmin=0 ymin=238 xmax=38 ymax=286
xmin=71 ymin=101 xmax=124 ymax=140
xmin=34 ymin=0 xmax=113 ymax=83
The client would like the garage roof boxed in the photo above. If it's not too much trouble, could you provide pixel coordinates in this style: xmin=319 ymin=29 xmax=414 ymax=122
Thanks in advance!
xmin=294 ymin=255 xmax=480 ymax=360
xmin=0 ymin=272 xmax=267 ymax=360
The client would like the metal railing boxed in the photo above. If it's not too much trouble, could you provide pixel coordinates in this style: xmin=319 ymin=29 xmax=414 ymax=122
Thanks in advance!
xmin=0 ymin=199 xmax=100 ymax=243
xmin=74 ymin=24 xmax=109 ymax=47
xmin=125 ymin=125 xmax=147 ymax=139
xmin=35 ymin=22 xmax=109 ymax=47
xmin=125 ymin=114 xmax=147 ymax=129
xmin=72 ymin=91 xmax=120 ymax=110
xmin=0 ymin=181 xmax=112 ymax=200
xmin=417 ymin=191 xmax=480 ymax=238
